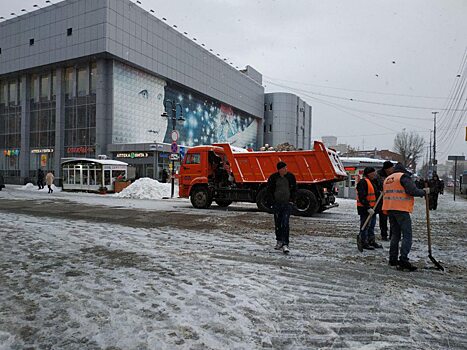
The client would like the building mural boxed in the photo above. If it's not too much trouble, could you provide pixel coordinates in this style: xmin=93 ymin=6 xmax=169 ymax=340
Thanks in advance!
xmin=163 ymin=83 xmax=258 ymax=149
xmin=112 ymin=62 xmax=258 ymax=148
xmin=112 ymin=62 xmax=167 ymax=144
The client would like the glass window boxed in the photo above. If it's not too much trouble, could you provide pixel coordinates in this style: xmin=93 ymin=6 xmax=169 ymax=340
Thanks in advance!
xmin=30 ymin=75 xmax=38 ymax=101
xmin=77 ymin=67 xmax=88 ymax=97
xmin=9 ymin=82 xmax=17 ymax=105
xmin=0 ymin=81 xmax=5 ymax=105
xmin=40 ymin=75 xmax=49 ymax=100
xmin=185 ymin=153 xmax=200 ymax=164
xmin=52 ymin=72 xmax=57 ymax=99
xmin=104 ymin=170 xmax=111 ymax=186
xmin=96 ymin=169 xmax=102 ymax=185
xmin=90 ymin=63 xmax=97 ymax=95
xmin=65 ymin=67 xmax=74 ymax=98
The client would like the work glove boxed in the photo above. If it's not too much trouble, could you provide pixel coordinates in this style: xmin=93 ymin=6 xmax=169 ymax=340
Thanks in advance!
xmin=423 ymin=187 xmax=430 ymax=195
xmin=367 ymin=208 xmax=375 ymax=215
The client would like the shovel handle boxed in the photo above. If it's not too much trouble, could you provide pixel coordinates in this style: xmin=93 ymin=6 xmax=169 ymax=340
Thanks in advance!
xmin=361 ymin=191 xmax=384 ymax=231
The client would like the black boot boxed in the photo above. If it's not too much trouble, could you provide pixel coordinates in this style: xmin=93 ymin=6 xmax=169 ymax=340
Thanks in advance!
xmin=397 ymin=260 xmax=417 ymax=272
xmin=362 ymin=241 xmax=375 ymax=250
xmin=369 ymin=240 xmax=383 ymax=249
xmin=388 ymin=260 xmax=398 ymax=266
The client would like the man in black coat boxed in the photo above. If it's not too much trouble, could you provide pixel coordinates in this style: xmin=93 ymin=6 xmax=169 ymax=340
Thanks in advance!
xmin=376 ymin=161 xmax=394 ymax=241
xmin=356 ymin=167 xmax=383 ymax=250
xmin=267 ymin=161 xmax=297 ymax=254
xmin=428 ymin=173 xmax=442 ymax=210
xmin=37 ymin=169 xmax=45 ymax=190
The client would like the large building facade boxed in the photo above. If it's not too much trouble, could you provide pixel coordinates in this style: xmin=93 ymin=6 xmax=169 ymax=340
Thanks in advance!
xmin=263 ymin=93 xmax=312 ymax=150
xmin=0 ymin=0 xmax=265 ymax=183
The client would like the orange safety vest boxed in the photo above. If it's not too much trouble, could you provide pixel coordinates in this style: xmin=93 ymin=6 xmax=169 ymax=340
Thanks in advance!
xmin=356 ymin=178 xmax=376 ymax=207
xmin=382 ymin=172 xmax=414 ymax=213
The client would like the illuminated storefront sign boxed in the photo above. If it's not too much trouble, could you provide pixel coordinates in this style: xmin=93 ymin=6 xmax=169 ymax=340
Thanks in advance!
xmin=116 ymin=152 xmax=149 ymax=158
xmin=3 ymin=149 xmax=20 ymax=157
xmin=66 ymin=147 xmax=94 ymax=154
xmin=31 ymin=148 xmax=54 ymax=154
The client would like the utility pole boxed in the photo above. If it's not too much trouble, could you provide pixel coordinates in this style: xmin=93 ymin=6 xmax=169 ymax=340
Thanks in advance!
xmin=429 ymin=130 xmax=432 ymax=176
xmin=432 ymin=111 xmax=438 ymax=174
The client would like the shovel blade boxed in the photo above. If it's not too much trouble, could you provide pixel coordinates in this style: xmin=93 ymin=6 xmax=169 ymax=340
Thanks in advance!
xmin=429 ymin=254 xmax=445 ymax=271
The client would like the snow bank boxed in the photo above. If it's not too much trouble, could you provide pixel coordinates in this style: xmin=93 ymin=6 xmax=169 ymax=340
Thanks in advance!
xmin=18 ymin=182 xmax=62 ymax=192
xmin=114 ymin=177 xmax=172 ymax=199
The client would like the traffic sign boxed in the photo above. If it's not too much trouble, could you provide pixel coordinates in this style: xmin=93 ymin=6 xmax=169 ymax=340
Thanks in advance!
xmin=171 ymin=130 xmax=179 ymax=142
xmin=171 ymin=142 xmax=178 ymax=153
xmin=169 ymin=153 xmax=180 ymax=161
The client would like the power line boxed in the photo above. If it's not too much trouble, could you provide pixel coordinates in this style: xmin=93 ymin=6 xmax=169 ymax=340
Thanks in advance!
xmin=264 ymin=75 xmax=452 ymax=100
xmin=265 ymin=80 xmax=467 ymax=111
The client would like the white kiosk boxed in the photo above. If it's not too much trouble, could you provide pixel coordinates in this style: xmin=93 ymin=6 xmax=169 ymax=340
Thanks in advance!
xmin=61 ymin=158 xmax=128 ymax=192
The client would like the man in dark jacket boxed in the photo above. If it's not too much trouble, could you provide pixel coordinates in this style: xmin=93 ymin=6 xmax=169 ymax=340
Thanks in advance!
xmin=37 ymin=169 xmax=45 ymax=190
xmin=428 ymin=173 xmax=442 ymax=210
xmin=376 ymin=161 xmax=394 ymax=241
xmin=0 ymin=173 xmax=5 ymax=191
xmin=383 ymin=163 xmax=429 ymax=271
xmin=267 ymin=161 xmax=297 ymax=254
xmin=356 ymin=167 xmax=383 ymax=251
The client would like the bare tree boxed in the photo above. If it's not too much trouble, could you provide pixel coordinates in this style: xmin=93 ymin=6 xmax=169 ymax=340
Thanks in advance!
xmin=393 ymin=130 xmax=425 ymax=170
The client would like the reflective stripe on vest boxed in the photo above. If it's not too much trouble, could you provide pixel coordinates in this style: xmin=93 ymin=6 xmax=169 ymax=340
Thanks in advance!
xmin=356 ymin=178 xmax=376 ymax=207
xmin=382 ymin=172 xmax=414 ymax=213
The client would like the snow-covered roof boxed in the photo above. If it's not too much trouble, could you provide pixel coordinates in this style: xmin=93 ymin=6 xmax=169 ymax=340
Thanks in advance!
xmin=61 ymin=158 xmax=128 ymax=166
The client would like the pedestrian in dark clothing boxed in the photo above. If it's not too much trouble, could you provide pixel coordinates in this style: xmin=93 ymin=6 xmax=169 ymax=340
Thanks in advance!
xmin=376 ymin=161 xmax=394 ymax=241
xmin=161 ymin=169 xmax=168 ymax=183
xmin=37 ymin=169 xmax=45 ymax=190
xmin=428 ymin=173 xmax=442 ymax=210
xmin=0 ymin=173 xmax=5 ymax=191
xmin=356 ymin=167 xmax=383 ymax=251
xmin=267 ymin=161 xmax=297 ymax=254
xmin=383 ymin=163 xmax=429 ymax=271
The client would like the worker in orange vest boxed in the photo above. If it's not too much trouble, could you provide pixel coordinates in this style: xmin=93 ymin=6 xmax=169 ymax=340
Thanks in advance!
xmin=383 ymin=163 xmax=430 ymax=271
xmin=356 ymin=167 xmax=383 ymax=251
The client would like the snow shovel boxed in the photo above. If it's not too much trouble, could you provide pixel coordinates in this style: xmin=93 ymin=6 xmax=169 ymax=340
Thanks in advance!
xmin=357 ymin=191 xmax=384 ymax=252
xmin=424 ymin=189 xmax=445 ymax=271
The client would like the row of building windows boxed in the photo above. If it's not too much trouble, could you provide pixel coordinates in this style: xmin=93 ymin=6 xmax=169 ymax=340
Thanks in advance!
xmin=0 ymin=63 xmax=97 ymax=106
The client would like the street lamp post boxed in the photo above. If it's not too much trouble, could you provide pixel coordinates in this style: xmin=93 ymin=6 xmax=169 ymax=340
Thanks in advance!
xmin=148 ymin=130 xmax=159 ymax=180
xmin=161 ymin=100 xmax=184 ymax=198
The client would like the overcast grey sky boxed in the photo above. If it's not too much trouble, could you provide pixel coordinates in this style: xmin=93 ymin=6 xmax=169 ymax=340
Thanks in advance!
xmin=2 ymin=0 xmax=466 ymax=162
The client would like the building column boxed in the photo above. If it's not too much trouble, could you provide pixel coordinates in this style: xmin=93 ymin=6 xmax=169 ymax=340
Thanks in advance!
xmin=19 ymin=75 xmax=30 ymax=182
xmin=54 ymin=68 xmax=65 ymax=184
xmin=96 ymin=59 xmax=113 ymax=157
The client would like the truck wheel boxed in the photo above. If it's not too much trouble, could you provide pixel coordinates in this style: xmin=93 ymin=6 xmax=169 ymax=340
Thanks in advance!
xmin=215 ymin=200 xmax=232 ymax=207
xmin=294 ymin=189 xmax=318 ymax=216
xmin=190 ymin=187 xmax=212 ymax=209
xmin=256 ymin=188 xmax=274 ymax=214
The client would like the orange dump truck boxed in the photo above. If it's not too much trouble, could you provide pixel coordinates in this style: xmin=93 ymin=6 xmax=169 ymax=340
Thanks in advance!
xmin=179 ymin=141 xmax=347 ymax=216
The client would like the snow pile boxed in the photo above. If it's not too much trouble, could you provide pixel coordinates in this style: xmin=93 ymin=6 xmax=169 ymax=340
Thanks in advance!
xmin=18 ymin=182 xmax=62 ymax=192
xmin=114 ymin=177 xmax=172 ymax=199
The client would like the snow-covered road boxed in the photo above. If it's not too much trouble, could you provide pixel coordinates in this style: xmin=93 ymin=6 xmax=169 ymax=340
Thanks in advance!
xmin=0 ymin=186 xmax=466 ymax=349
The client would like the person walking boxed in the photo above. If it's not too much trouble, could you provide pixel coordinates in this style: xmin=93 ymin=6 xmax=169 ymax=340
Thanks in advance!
xmin=267 ymin=161 xmax=297 ymax=254
xmin=428 ymin=173 xmax=442 ymax=210
xmin=383 ymin=163 xmax=429 ymax=271
xmin=356 ymin=167 xmax=383 ymax=251
xmin=375 ymin=161 xmax=393 ymax=241
xmin=37 ymin=169 xmax=45 ymax=190
xmin=46 ymin=171 xmax=55 ymax=194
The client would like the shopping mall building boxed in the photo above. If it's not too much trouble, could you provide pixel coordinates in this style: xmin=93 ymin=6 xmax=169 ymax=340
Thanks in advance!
xmin=0 ymin=0 xmax=312 ymax=184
